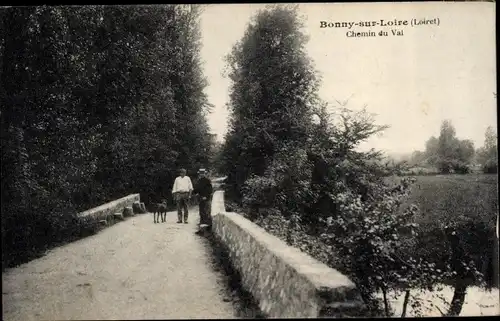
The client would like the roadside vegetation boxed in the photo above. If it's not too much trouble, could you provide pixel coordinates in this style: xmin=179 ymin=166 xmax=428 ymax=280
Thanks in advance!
xmin=1 ymin=5 xmax=214 ymax=270
xmin=218 ymin=4 xmax=498 ymax=317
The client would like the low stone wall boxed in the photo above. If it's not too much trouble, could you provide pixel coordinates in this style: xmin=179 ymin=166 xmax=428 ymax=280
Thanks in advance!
xmin=211 ymin=191 xmax=366 ymax=318
xmin=77 ymin=194 xmax=140 ymax=220
xmin=210 ymin=189 xmax=226 ymax=216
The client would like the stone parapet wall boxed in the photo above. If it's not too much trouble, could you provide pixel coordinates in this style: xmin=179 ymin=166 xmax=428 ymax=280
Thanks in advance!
xmin=78 ymin=194 xmax=140 ymax=220
xmin=211 ymin=190 xmax=366 ymax=318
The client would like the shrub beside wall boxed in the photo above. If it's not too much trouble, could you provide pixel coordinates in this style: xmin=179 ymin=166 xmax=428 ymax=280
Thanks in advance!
xmin=2 ymin=194 xmax=141 ymax=271
xmin=212 ymin=203 xmax=368 ymax=318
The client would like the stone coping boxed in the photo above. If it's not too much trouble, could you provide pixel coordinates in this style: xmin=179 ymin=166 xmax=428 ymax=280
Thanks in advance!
xmin=210 ymin=190 xmax=366 ymax=318
xmin=78 ymin=194 xmax=140 ymax=219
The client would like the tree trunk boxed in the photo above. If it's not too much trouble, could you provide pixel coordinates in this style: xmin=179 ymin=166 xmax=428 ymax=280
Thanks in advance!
xmin=494 ymin=217 xmax=499 ymax=289
xmin=446 ymin=280 xmax=467 ymax=316
xmin=493 ymin=218 xmax=499 ymax=309
xmin=445 ymin=226 xmax=468 ymax=316
xmin=382 ymin=287 xmax=390 ymax=317
xmin=357 ymin=287 xmax=382 ymax=316
xmin=401 ymin=290 xmax=411 ymax=317
xmin=285 ymin=219 xmax=293 ymax=245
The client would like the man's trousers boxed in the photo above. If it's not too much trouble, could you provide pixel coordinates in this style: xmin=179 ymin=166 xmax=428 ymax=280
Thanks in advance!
xmin=199 ymin=198 xmax=212 ymax=227
xmin=176 ymin=192 xmax=190 ymax=222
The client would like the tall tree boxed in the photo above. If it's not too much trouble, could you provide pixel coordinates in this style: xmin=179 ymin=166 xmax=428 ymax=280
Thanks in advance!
xmin=435 ymin=120 xmax=475 ymax=173
xmin=437 ymin=120 xmax=457 ymax=170
xmin=221 ymin=4 xmax=319 ymax=200
xmin=455 ymin=139 xmax=475 ymax=164
xmin=170 ymin=5 xmax=212 ymax=174
xmin=424 ymin=136 xmax=439 ymax=165
xmin=1 ymin=5 xmax=214 ymax=268
xmin=476 ymin=126 xmax=498 ymax=173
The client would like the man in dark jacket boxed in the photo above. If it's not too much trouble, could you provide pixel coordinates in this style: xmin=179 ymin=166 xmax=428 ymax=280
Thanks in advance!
xmin=193 ymin=168 xmax=213 ymax=230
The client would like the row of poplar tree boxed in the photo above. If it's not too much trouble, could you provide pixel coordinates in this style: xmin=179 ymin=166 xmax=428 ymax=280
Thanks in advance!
xmin=1 ymin=5 xmax=213 ymax=268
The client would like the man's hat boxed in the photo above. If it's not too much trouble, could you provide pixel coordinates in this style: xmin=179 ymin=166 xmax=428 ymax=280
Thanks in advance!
xmin=198 ymin=168 xmax=207 ymax=174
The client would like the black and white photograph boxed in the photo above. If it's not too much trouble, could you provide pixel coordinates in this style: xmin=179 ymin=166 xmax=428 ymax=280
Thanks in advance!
xmin=1 ymin=1 xmax=498 ymax=319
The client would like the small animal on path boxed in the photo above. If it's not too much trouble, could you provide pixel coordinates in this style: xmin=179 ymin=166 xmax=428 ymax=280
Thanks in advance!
xmin=153 ymin=200 xmax=168 ymax=223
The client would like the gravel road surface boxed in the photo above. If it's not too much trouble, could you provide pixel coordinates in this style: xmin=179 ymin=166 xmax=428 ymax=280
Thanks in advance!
xmin=2 ymin=208 xmax=239 ymax=320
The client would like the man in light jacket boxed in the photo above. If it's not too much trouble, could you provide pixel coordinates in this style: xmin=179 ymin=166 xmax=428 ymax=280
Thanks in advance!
xmin=172 ymin=168 xmax=193 ymax=224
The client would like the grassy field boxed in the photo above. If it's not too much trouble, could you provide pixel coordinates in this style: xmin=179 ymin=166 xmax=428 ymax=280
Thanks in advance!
xmin=385 ymin=174 xmax=498 ymax=290
xmin=416 ymin=174 xmax=498 ymax=226
xmin=387 ymin=174 xmax=498 ymax=227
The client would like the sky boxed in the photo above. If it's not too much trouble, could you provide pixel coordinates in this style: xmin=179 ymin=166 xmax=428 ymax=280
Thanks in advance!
xmin=199 ymin=2 xmax=497 ymax=155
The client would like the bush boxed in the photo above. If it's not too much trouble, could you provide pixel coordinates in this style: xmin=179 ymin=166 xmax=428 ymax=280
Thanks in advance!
xmin=437 ymin=159 xmax=472 ymax=175
xmin=482 ymin=160 xmax=498 ymax=174
xmin=241 ymin=176 xmax=279 ymax=210
xmin=240 ymin=146 xmax=316 ymax=222
xmin=250 ymin=210 xmax=341 ymax=278
xmin=402 ymin=174 xmax=497 ymax=284
xmin=400 ymin=167 xmax=439 ymax=176
xmin=1 ymin=5 xmax=213 ymax=270
xmin=314 ymin=177 xmax=453 ymax=316
xmin=225 ymin=98 xmax=494 ymax=316
xmin=452 ymin=162 xmax=471 ymax=174
xmin=1 ymin=195 xmax=105 ymax=271
xmin=416 ymin=222 xmax=492 ymax=284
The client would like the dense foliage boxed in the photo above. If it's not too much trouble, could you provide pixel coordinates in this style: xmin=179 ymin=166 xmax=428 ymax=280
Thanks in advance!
xmin=476 ymin=126 xmax=498 ymax=173
xmin=219 ymin=4 xmax=319 ymax=202
xmin=406 ymin=121 xmax=497 ymax=174
xmin=1 ymin=5 xmax=213 ymax=269
xmin=220 ymin=4 xmax=496 ymax=317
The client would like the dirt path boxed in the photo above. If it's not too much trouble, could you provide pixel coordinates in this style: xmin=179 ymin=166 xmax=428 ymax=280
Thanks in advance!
xmin=2 ymin=208 xmax=239 ymax=320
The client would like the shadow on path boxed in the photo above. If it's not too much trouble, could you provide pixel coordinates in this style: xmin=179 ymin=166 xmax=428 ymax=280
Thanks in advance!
xmin=197 ymin=229 xmax=266 ymax=319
